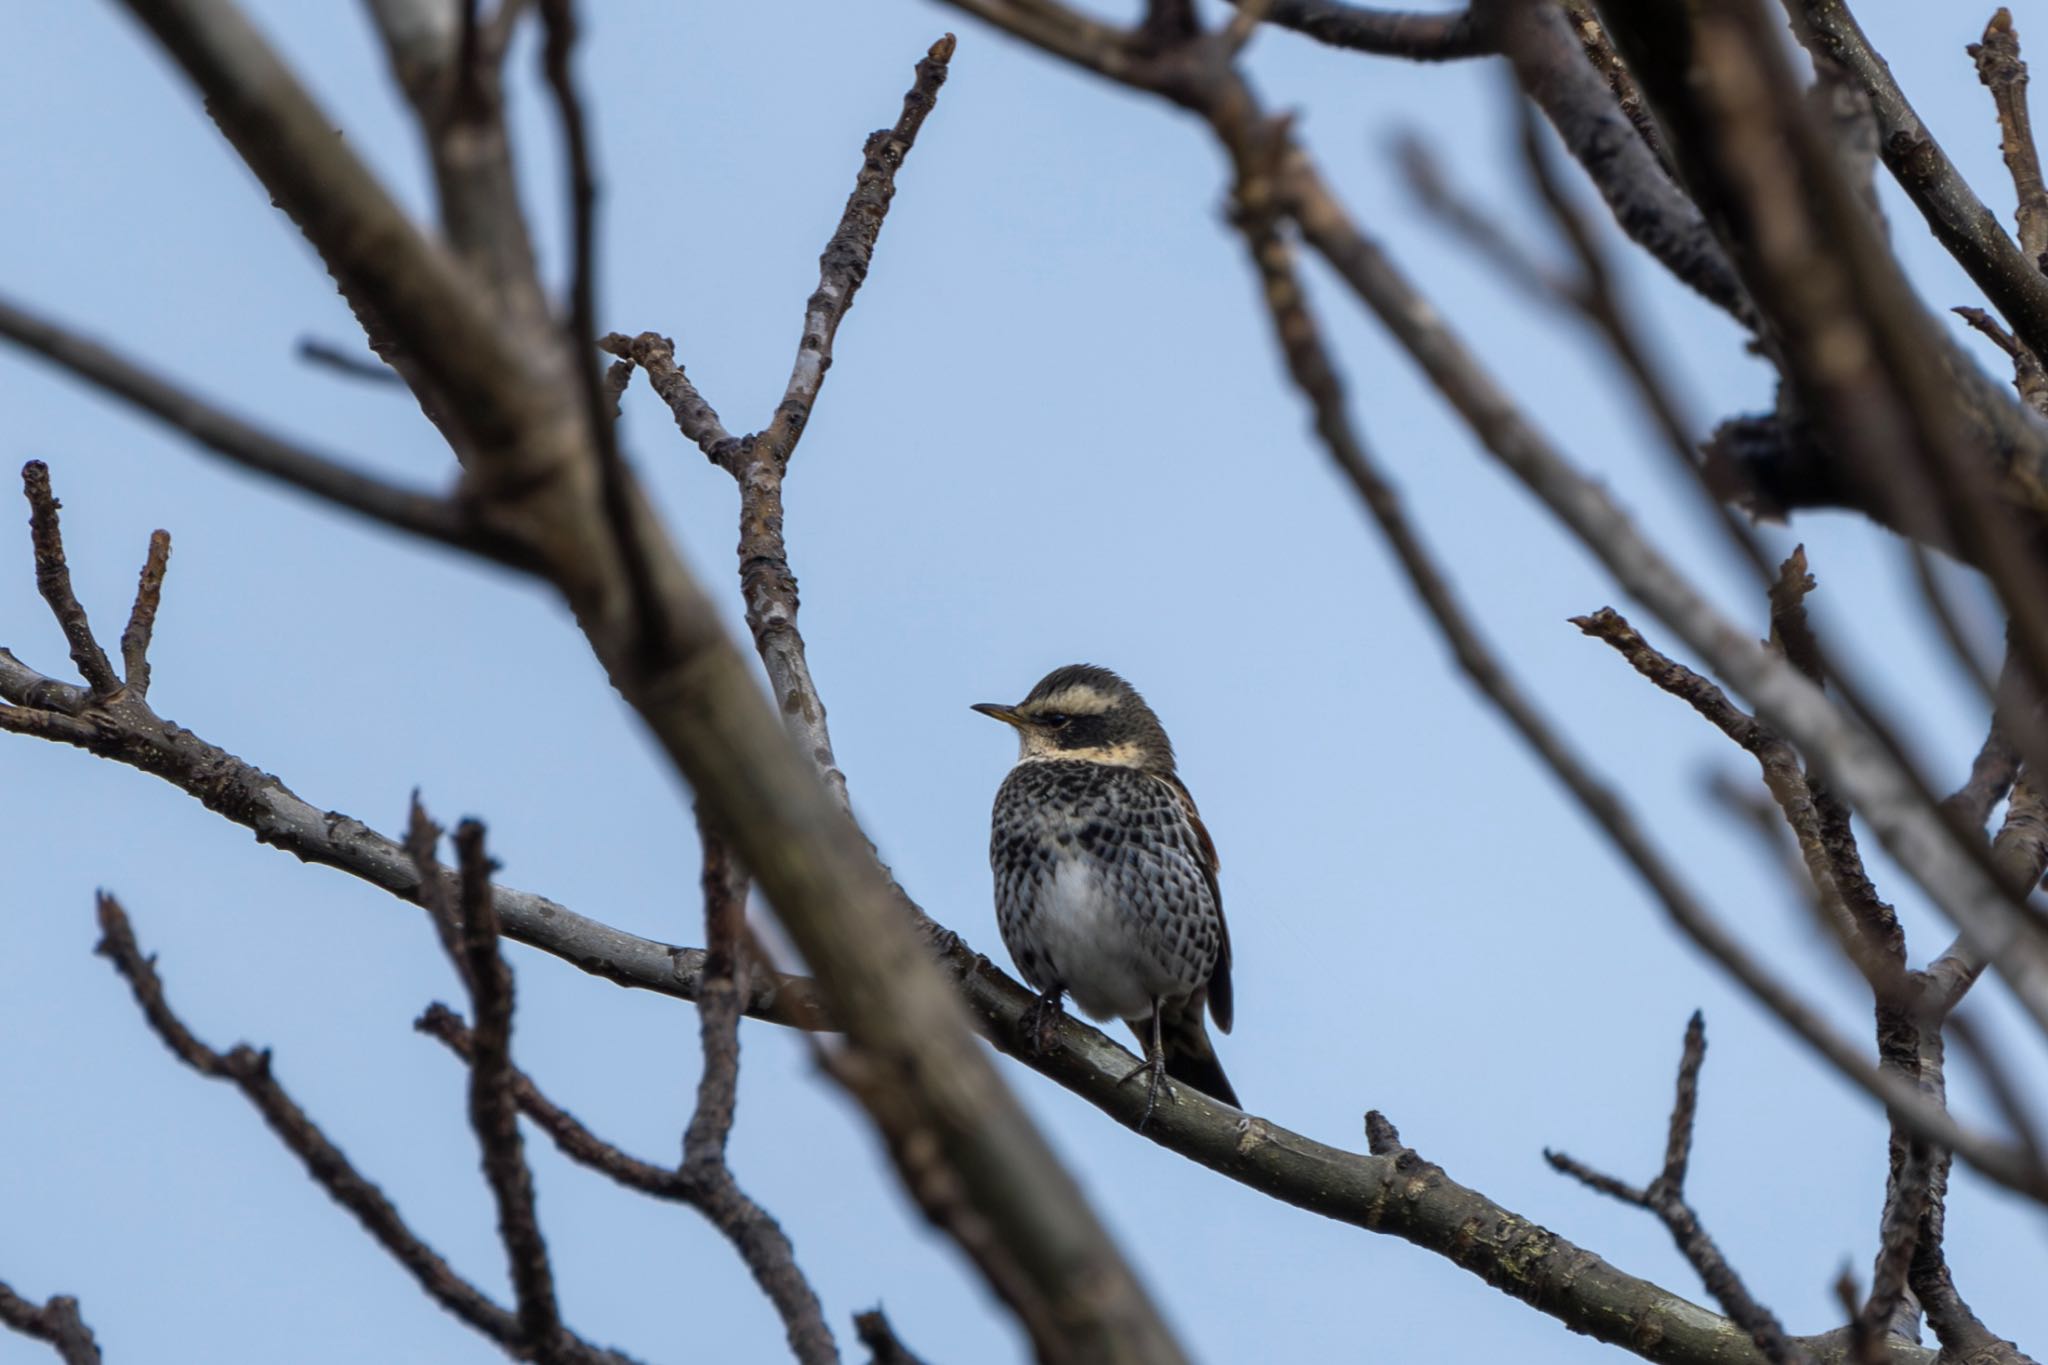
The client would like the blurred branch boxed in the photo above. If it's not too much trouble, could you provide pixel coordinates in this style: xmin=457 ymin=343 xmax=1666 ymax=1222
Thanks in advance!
xmin=0 ymin=301 xmax=529 ymax=568
xmin=854 ymin=1309 xmax=930 ymax=1365
xmin=0 ymin=1281 xmax=100 ymax=1365
xmin=1489 ymin=0 xmax=1758 ymax=326
xmin=1233 ymin=0 xmax=1487 ymax=60
xmin=92 ymin=891 xmax=642 ymax=1365
xmin=297 ymin=335 xmax=405 ymax=385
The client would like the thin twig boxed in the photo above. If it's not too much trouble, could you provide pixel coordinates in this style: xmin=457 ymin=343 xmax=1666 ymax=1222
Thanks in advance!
xmin=21 ymin=462 xmax=120 ymax=697
xmin=118 ymin=530 xmax=171 ymax=699
xmin=1954 ymin=305 xmax=2048 ymax=417
xmin=0 ymin=303 xmax=529 ymax=569
xmin=296 ymin=336 xmax=404 ymax=386
xmin=409 ymin=808 xmax=565 ymax=1361
xmin=416 ymin=1003 xmax=838 ymax=1365
xmin=92 ymin=892 xmax=639 ymax=1365
xmin=612 ymin=35 xmax=955 ymax=820
xmin=1971 ymin=10 xmax=2048 ymax=273
xmin=1547 ymin=1014 xmax=1809 ymax=1365
xmin=1514 ymin=94 xmax=1773 ymax=583
xmin=536 ymin=0 xmax=670 ymax=669
xmin=853 ymin=1309 xmax=930 ymax=1365
xmin=757 ymin=34 xmax=955 ymax=467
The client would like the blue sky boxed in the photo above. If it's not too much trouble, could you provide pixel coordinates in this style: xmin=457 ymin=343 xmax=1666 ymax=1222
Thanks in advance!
xmin=2 ymin=3 xmax=2041 ymax=1362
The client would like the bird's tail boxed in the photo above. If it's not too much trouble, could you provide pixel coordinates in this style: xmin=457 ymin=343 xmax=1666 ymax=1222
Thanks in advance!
xmin=1134 ymin=998 xmax=1238 ymax=1109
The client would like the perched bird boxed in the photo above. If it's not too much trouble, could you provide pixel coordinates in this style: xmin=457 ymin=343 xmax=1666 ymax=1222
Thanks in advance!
xmin=973 ymin=664 xmax=1236 ymax=1118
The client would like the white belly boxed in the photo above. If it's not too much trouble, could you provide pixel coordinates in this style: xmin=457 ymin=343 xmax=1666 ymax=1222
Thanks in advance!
xmin=1035 ymin=858 xmax=1160 ymax=1022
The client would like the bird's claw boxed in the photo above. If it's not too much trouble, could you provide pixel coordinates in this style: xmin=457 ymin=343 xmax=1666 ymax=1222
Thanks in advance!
xmin=1115 ymin=1051 xmax=1175 ymax=1132
xmin=1024 ymin=991 xmax=1065 ymax=1056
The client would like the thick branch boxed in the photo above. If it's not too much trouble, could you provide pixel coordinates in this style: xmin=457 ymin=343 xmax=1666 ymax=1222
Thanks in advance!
xmin=0 ymin=1281 xmax=100 ymax=1365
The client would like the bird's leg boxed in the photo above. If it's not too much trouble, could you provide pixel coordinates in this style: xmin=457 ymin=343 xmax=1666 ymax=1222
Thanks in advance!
xmin=1114 ymin=1000 xmax=1172 ymax=1131
xmin=1023 ymin=987 xmax=1066 ymax=1055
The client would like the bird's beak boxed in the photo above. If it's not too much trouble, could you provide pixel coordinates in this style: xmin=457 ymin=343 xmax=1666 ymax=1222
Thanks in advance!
xmin=971 ymin=702 xmax=1027 ymax=729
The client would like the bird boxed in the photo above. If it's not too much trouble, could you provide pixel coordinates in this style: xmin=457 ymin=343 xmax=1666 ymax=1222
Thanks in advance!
xmin=973 ymin=663 xmax=1236 ymax=1121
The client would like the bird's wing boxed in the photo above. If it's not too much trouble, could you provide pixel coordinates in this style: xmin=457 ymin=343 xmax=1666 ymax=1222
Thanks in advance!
xmin=1159 ymin=772 xmax=1232 ymax=1034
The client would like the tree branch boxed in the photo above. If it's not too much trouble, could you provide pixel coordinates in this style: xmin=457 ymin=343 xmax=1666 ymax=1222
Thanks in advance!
xmin=92 ymin=891 xmax=641 ymax=1365
xmin=0 ymin=1281 xmax=100 ymax=1365
xmin=46 ymin=12 xmax=1187 ymax=1355
xmin=1546 ymin=1015 xmax=1808 ymax=1365
xmin=1234 ymin=0 xmax=1487 ymax=61
xmin=407 ymin=809 xmax=566 ymax=1361
xmin=0 ymin=468 xmax=1933 ymax=1364
xmin=416 ymin=997 xmax=838 ymax=1365
xmin=1785 ymin=0 xmax=2048 ymax=367
xmin=0 ymin=300 xmax=529 ymax=568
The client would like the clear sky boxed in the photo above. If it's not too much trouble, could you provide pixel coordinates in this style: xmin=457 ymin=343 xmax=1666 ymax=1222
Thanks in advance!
xmin=2 ymin=3 xmax=2040 ymax=1362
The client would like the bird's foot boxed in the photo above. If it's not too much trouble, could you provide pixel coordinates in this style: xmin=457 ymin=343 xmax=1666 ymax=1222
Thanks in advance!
xmin=1115 ymin=1050 xmax=1174 ymax=1132
xmin=1023 ymin=990 xmax=1065 ymax=1056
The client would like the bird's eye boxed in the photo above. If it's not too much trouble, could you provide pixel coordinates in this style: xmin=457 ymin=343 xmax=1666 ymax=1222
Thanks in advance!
xmin=1040 ymin=712 xmax=1071 ymax=729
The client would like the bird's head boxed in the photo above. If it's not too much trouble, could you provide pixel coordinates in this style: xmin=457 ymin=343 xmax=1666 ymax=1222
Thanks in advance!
xmin=972 ymin=664 xmax=1175 ymax=773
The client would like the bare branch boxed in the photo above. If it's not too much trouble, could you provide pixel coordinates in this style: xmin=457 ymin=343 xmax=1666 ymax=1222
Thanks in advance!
xmin=407 ymin=809 xmax=565 ymax=1360
xmin=416 ymin=1003 xmax=837 ymax=1365
xmin=757 ymin=35 xmax=954 ymax=466
xmin=92 ymin=892 xmax=640 ymax=1365
xmin=1232 ymin=0 xmax=1486 ymax=60
xmin=1955 ymin=305 xmax=2048 ymax=417
xmin=1926 ymin=774 xmax=2048 ymax=1019
xmin=601 ymin=332 xmax=737 ymax=459
xmin=0 ymin=302 xmax=528 ymax=568
xmin=1785 ymin=0 xmax=2048 ymax=366
xmin=296 ymin=335 xmax=405 ymax=385
xmin=613 ymin=35 xmax=957 ymax=815
xmin=21 ymin=462 xmax=120 ymax=698
xmin=854 ymin=1309 xmax=930 ymax=1365
xmin=118 ymin=530 xmax=171 ymax=699
xmin=535 ymin=0 xmax=669 ymax=667
xmin=1547 ymin=1015 xmax=1808 ymax=1365
xmin=0 ymin=1281 xmax=100 ymax=1365
xmin=1493 ymin=0 xmax=1757 ymax=326
xmin=1972 ymin=10 xmax=2048 ymax=274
